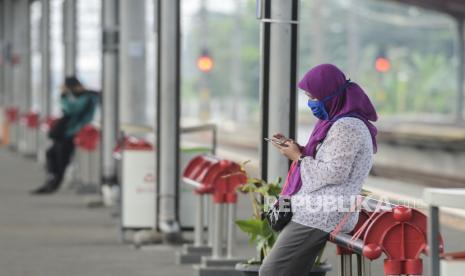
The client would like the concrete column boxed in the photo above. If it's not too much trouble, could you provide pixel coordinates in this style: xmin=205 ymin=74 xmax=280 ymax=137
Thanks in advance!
xmin=118 ymin=0 xmax=146 ymax=125
xmin=12 ymin=0 xmax=31 ymax=112
xmin=156 ymin=0 xmax=181 ymax=239
xmin=258 ymin=0 xmax=299 ymax=183
xmin=2 ymin=0 xmax=13 ymax=107
xmin=63 ymin=0 xmax=76 ymax=76
xmin=457 ymin=18 xmax=464 ymax=123
xmin=0 ymin=0 xmax=3 ymax=106
xmin=101 ymin=0 xmax=119 ymax=186
xmin=41 ymin=0 xmax=51 ymax=117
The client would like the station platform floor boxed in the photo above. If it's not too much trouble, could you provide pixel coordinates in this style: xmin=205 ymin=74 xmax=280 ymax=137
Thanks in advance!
xmin=1 ymin=148 xmax=465 ymax=276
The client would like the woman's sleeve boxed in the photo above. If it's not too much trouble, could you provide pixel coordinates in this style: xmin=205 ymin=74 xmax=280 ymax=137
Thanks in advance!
xmin=300 ymin=120 xmax=363 ymax=192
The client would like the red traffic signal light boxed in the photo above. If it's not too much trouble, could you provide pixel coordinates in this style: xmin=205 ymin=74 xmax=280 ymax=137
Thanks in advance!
xmin=375 ymin=57 xmax=391 ymax=73
xmin=197 ymin=55 xmax=214 ymax=72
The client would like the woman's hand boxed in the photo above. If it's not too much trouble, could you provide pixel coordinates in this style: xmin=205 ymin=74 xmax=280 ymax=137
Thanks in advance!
xmin=273 ymin=133 xmax=303 ymax=149
xmin=271 ymin=139 xmax=302 ymax=161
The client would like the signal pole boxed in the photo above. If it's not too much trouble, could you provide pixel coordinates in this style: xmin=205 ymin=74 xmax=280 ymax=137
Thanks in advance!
xmin=231 ymin=0 xmax=244 ymax=123
xmin=198 ymin=0 xmax=210 ymax=122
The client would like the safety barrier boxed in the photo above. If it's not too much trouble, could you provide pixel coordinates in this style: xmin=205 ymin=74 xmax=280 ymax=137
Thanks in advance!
xmin=177 ymin=155 xmax=247 ymax=275
xmin=329 ymin=197 xmax=444 ymax=276
xmin=18 ymin=111 xmax=39 ymax=156
xmin=3 ymin=107 xmax=19 ymax=147
xmin=424 ymin=188 xmax=465 ymax=276
xmin=73 ymin=124 xmax=101 ymax=193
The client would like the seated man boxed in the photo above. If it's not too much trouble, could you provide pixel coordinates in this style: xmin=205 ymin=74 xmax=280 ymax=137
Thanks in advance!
xmin=31 ymin=76 xmax=99 ymax=195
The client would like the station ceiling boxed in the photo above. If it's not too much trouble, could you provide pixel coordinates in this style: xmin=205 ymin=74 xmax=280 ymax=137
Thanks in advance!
xmin=388 ymin=0 xmax=465 ymax=18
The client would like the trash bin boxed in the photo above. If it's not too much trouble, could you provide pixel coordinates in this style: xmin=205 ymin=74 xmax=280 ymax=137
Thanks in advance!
xmin=116 ymin=136 xmax=212 ymax=232
xmin=117 ymin=136 xmax=156 ymax=230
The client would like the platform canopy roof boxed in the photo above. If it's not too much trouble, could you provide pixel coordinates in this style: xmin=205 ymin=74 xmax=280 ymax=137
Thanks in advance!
xmin=388 ymin=0 xmax=465 ymax=18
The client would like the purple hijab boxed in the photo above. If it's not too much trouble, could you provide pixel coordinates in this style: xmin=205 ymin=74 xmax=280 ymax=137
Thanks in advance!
xmin=281 ymin=64 xmax=378 ymax=196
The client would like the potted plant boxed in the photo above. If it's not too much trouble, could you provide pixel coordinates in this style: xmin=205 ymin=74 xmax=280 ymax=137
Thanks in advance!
xmin=234 ymin=176 xmax=332 ymax=276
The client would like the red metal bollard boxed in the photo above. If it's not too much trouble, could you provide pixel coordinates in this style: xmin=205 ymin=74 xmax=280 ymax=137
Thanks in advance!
xmin=18 ymin=111 xmax=40 ymax=155
xmin=74 ymin=124 xmax=100 ymax=152
xmin=205 ymin=159 xmax=246 ymax=260
xmin=41 ymin=116 xmax=58 ymax=132
xmin=4 ymin=107 xmax=19 ymax=147
xmin=212 ymin=162 xmax=246 ymax=258
xmin=176 ymin=155 xmax=221 ymax=264
xmin=5 ymin=107 xmax=19 ymax=123
xmin=24 ymin=112 xmax=39 ymax=129
xmin=73 ymin=125 xmax=101 ymax=187
xmin=178 ymin=156 xmax=246 ymax=265
xmin=183 ymin=156 xmax=220 ymax=246
xmin=331 ymin=198 xmax=444 ymax=276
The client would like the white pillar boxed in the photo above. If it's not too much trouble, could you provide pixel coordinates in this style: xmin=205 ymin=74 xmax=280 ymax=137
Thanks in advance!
xmin=101 ymin=0 xmax=119 ymax=186
xmin=119 ymin=0 xmax=146 ymax=125
xmin=258 ymin=0 xmax=299 ymax=183
xmin=63 ymin=0 xmax=76 ymax=76
xmin=41 ymin=0 xmax=51 ymax=117
xmin=0 ymin=0 xmax=4 ymax=106
xmin=2 ymin=0 xmax=13 ymax=107
xmin=156 ymin=0 xmax=181 ymax=239
xmin=11 ymin=0 xmax=30 ymax=113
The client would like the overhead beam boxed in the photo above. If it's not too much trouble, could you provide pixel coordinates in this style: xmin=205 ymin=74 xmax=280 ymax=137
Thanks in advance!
xmin=386 ymin=0 xmax=465 ymax=18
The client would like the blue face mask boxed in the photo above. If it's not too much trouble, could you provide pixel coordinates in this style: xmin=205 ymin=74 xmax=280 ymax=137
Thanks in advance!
xmin=306 ymin=80 xmax=352 ymax=121
xmin=307 ymin=99 xmax=329 ymax=120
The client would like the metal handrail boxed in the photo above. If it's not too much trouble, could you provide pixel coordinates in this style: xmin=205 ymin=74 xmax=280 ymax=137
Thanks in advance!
xmin=181 ymin=123 xmax=217 ymax=155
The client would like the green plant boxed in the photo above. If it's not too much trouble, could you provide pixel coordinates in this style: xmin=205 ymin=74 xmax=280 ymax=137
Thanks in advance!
xmin=235 ymin=176 xmax=281 ymax=264
xmin=236 ymin=175 xmax=329 ymax=266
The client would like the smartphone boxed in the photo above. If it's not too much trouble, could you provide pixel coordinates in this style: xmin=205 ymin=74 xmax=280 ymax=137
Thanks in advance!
xmin=264 ymin=137 xmax=289 ymax=147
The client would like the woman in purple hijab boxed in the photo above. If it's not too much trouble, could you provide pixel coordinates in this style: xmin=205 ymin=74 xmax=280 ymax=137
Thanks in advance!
xmin=260 ymin=64 xmax=378 ymax=276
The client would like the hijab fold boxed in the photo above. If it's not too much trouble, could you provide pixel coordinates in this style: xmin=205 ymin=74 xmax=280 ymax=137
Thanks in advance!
xmin=281 ymin=64 xmax=378 ymax=196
